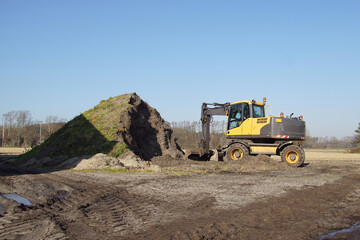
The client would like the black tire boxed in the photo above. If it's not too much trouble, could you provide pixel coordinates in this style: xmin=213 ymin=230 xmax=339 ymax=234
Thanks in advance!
xmin=281 ymin=145 xmax=305 ymax=167
xmin=225 ymin=143 xmax=249 ymax=161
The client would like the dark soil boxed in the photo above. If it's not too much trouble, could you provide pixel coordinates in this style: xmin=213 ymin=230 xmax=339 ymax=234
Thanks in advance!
xmin=117 ymin=93 xmax=183 ymax=160
xmin=153 ymin=154 xmax=293 ymax=173
xmin=1 ymin=159 xmax=360 ymax=240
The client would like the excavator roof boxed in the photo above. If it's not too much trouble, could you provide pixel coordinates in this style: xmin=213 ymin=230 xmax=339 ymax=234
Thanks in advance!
xmin=230 ymin=100 xmax=265 ymax=106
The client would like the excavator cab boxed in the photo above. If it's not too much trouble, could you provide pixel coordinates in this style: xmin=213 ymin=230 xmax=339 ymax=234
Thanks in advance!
xmin=227 ymin=101 xmax=264 ymax=130
xmin=226 ymin=100 xmax=266 ymax=137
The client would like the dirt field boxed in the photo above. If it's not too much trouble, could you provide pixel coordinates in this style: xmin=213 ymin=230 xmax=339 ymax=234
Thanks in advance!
xmin=0 ymin=149 xmax=360 ymax=239
xmin=0 ymin=147 xmax=29 ymax=159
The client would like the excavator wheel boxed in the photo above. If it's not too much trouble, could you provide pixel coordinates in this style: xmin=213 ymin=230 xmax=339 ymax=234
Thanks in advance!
xmin=225 ymin=143 xmax=249 ymax=161
xmin=281 ymin=145 xmax=305 ymax=167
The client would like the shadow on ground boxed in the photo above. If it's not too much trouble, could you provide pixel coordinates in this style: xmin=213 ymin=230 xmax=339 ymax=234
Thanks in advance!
xmin=0 ymin=114 xmax=120 ymax=176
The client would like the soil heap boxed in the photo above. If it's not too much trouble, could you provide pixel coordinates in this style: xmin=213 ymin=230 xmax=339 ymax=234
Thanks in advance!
xmin=19 ymin=93 xmax=183 ymax=166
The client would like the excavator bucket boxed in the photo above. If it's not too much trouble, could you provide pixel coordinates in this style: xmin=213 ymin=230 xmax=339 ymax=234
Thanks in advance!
xmin=186 ymin=148 xmax=215 ymax=161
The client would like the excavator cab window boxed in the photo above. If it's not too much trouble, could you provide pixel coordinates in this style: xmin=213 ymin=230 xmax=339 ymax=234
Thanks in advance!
xmin=228 ymin=103 xmax=251 ymax=130
xmin=252 ymin=104 xmax=265 ymax=118
xmin=228 ymin=103 xmax=254 ymax=130
xmin=228 ymin=103 xmax=242 ymax=129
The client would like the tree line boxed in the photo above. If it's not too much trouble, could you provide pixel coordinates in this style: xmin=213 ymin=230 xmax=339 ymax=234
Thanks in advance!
xmin=1 ymin=111 xmax=357 ymax=150
xmin=304 ymin=135 xmax=354 ymax=149
xmin=170 ymin=120 xmax=356 ymax=150
xmin=1 ymin=110 xmax=66 ymax=147
xmin=170 ymin=120 xmax=227 ymax=150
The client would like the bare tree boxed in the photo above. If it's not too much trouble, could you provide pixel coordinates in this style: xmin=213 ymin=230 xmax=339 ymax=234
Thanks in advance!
xmin=4 ymin=111 xmax=16 ymax=136
xmin=171 ymin=120 xmax=227 ymax=149
xmin=15 ymin=110 xmax=32 ymax=146
xmin=16 ymin=110 xmax=32 ymax=128
xmin=0 ymin=110 xmax=66 ymax=147
xmin=43 ymin=115 xmax=66 ymax=139
xmin=45 ymin=115 xmax=59 ymax=135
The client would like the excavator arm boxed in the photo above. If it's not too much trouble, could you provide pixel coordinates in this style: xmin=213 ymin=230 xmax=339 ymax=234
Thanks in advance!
xmin=198 ymin=102 xmax=229 ymax=156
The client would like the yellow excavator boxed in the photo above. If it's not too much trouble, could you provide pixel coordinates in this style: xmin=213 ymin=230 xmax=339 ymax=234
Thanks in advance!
xmin=189 ymin=98 xmax=306 ymax=167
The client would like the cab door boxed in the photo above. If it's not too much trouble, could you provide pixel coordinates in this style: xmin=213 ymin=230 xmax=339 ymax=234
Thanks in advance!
xmin=240 ymin=103 xmax=252 ymax=135
xmin=227 ymin=103 xmax=242 ymax=132
xmin=227 ymin=103 xmax=252 ymax=136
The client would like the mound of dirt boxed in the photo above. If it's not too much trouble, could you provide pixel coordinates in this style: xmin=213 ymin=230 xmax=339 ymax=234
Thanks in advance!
xmin=230 ymin=155 xmax=291 ymax=171
xmin=58 ymin=154 xmax=124 ymax=170
xmin=56 ymin=153 xmax=161 ymax=171
xmin=19 ymin=93 xmax=184 ymax=167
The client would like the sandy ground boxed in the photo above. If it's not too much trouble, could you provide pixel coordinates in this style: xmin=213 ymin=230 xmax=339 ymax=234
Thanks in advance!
xmin=0 ymin=147 xmax=29 ymax=157
xmin=0 ymin=149 xmax=359 ymax=239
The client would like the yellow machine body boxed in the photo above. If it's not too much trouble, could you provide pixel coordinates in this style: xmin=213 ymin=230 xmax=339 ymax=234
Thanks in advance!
xmin=225 ymin=100 xmax=305 ymax=142
xmin=194 ymin=99 xmax=306 ymax=166
xmin=227 ymin=117 xmax=270 ymax=136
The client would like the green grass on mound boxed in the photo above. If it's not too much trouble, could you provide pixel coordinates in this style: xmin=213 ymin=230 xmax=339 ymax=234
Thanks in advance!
xmin=18 ymin=94 xmax=134 ymax=161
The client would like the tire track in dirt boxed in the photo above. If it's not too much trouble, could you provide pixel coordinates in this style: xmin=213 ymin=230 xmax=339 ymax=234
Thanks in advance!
xmin=133 ymin=174 xmax=360 ymax=240
xmin=0 ymin=189 xmax=74 ymax=239
xmin=0 ymin=214 xmax=67 ymax=240
xmin=0 ymin=172 xmax=104 ymax=239
xmin=83 ymin=191 xmax=144 ymax=235
xmin=0 ymin=219 xmax=36 ymax=239
xmin=1 ymin=164 xmax=360 ymax=239
xmin=0 ymin=171 xmax=166 ymax=239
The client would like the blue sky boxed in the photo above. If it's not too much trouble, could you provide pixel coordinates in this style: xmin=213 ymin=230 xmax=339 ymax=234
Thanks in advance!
xmin=1 ymin=0 xmax=359 ymax=138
